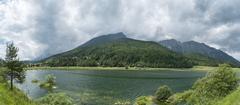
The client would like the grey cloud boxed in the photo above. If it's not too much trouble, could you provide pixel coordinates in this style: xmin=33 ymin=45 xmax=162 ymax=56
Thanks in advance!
xmin=209 ymin=0 xmax=240 ymax=25
xmin=1 ymin=0 xmax=240 ymax=60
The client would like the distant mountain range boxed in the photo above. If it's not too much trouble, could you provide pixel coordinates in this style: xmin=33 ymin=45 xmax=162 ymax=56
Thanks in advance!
xmin=159 ymin=39 xmax=240 ymax=67
xmin=42 ymin=33 xmax=193 ymax=68
xmin=41 ymin=32 xmax=240 ymax=68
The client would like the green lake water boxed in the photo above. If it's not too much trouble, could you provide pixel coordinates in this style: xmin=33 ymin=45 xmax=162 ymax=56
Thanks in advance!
xmin=15 ymin=70 xmax=207 ymax=105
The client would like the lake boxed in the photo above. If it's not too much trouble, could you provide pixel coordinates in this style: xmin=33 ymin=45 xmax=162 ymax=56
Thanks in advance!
xmin=15 ymin=70 xmax=206 ymax=105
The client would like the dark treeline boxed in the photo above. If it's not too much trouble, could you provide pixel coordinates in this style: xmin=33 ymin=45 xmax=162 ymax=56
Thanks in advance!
xmin=0 ymin=59 xmax=4 ymax=67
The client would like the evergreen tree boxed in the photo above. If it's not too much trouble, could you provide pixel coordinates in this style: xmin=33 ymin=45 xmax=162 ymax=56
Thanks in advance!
xmin=5 ymin=42 xmax=24 ymax=90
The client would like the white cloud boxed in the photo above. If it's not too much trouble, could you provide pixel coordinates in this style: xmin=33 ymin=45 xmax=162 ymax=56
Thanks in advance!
xmin=0 ymin=0 xmax=240 ymax=61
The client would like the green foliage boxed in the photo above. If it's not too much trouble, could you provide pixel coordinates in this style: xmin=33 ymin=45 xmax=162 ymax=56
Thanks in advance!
xmin=134 ymin=96 xmax=153 ymax=105
xmin=5 ymin=42 xmax=25 ymax=90
xmin=0 ymin=67 xmax=36 ymax=105
xmin=218 ymin=87 xmax=240 ymax=105
xmin=0 ymin=59 xmax=5 ymax=67
xmin=31 ymin=79 xmax=39 ymax=83
xmin=167 ymin=90 xmax=193 ymax=105
xmin=187 ymin=64 xmax=239 ymax=105
xmin=0 ymin=83 xmax=37 ymax=105
xmin=135 ymin=64 xmax=239 ymax=105
xmin=37 ymin=93 xmax=74 ymax=105
xmin=39 ymin=74 xmax=56 ymax=90
xmin=43 ymin=38 xmax=194 ymax=68
xmin=184 ymin=53 xmax=223 ymax=67
xmin=154 ymin=85 xmax=173 ymax=104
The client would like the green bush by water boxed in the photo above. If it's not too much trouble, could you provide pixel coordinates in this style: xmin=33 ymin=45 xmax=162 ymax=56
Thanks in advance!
xmin=153 ymin=85 xmax=173 ymax=104
xmin=39 ymin=74 xmax=56 ymax=90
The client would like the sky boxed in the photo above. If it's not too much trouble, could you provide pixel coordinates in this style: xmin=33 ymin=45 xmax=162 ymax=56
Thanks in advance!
xmin=0 ymin=0 xmax=240 ymax=61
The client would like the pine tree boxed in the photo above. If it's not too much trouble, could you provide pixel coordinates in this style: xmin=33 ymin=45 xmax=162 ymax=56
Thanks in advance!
xmin=5 ymin=42 xmax=24 ymax=90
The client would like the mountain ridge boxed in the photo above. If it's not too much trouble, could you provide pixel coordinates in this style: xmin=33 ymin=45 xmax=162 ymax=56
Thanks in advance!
xmin=41 ymin=33 xmax=240 ymax=67
xmin=159 ymin=39 xmax=240 ymax=67
xmin=42 ymin=33 xmax=194 ymax=68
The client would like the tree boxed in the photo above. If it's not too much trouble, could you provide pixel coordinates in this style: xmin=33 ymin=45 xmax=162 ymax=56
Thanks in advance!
xmin=5 ymin=42 xmax=24 ymax=90
xmin=0 ymin=58 xmax=4 ymax=67
xmin=154 ymin=85 xmax=173 ymax=104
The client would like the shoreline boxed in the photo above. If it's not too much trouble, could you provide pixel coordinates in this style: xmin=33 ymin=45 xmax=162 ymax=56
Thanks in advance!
xmin=24 ymin=66 xmax=240 ymax=72
xmin=24 ymin=66 xmax=211 ymax=71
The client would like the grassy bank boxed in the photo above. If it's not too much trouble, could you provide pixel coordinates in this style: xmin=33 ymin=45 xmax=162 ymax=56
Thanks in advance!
xmin=0 ymin=67 xmax=36 ymax=105
xmin=25 ymin=66 xmax=192 ymax=71
xmin=25 ymin=66 xmax=240 ymax=72
xmin=0 ymin=83 xmax=36 ymax=105
xmin=218 ymin=87 xmax=240 ymax=105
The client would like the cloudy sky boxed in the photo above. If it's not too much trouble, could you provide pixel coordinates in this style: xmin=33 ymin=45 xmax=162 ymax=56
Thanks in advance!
xmin=0 ymin=0 xmax=240 ymax=60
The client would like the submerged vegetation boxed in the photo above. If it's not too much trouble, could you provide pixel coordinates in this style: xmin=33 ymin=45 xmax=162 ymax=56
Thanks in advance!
xmin=37 ymin=93 xmax=74 ymax=105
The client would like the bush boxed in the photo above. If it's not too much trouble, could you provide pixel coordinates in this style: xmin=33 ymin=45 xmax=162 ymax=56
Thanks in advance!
xmin=37 ymin=93 xmax=74 ymax=105
xmin=154 ymin=85 xmax=173 ymax=104
xmin=188 ymin=64 xmax=239 ymax=105
xmin=167 ymin=90 xmax=193 ymax=105
xmin=39 ymin=74 xmax=56 ymax=89
xmin=134 ymin=96 xmax=152 ymax=105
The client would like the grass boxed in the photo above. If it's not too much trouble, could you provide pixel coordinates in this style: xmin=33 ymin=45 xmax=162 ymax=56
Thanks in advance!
xmin=0 ymin=83 xmax=36 ymax=105
xmin=0 ymin=67 xmax=36 ymax=105
xmin=218 ymin=87 xmax=240 ymax=105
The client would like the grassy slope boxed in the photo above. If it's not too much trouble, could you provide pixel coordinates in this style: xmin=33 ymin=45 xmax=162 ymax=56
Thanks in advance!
xmin=0 ymin=67 xmax=36 ymax=105
xmin=218 ymin=88 xmax=240 ymax=105
xmin=0 ymin=83 xmax=36 ymax=105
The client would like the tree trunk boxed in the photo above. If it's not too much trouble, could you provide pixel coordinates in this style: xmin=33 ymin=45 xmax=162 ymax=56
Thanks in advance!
xmin=10 ymin=69 xmax=13 ymax=90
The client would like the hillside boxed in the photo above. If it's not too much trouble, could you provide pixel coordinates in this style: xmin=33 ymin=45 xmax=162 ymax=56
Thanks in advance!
xmin=159 ymin=39 xmax=240 ymax=67
xmin=42 ymin=33 xmax=193 ymax=68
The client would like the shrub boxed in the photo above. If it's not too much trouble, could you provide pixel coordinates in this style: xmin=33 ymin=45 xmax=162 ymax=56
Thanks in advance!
xmin=39 ymin=74 xmax=56 ymax=89
xmin=167 ymin=90 xmax=193 ymax=105
xmin=188 ymin=64 xmax=239 ymax=105
xmin=154 ymin=85 xmax=173 ymax=104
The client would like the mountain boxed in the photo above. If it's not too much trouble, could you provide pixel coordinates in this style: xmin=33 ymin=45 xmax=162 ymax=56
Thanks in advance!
xmin=42 ymin=33 xmax=194 ymax=68
xmin=159 ymin=39 xmax=240 ymax=67
xmin=80 ymin=32 xmax=127 ymax=47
